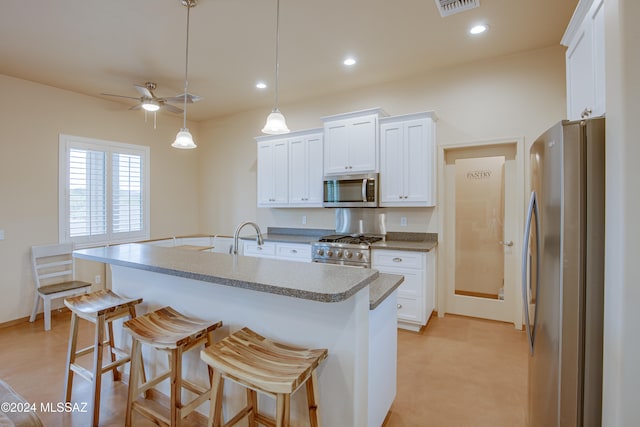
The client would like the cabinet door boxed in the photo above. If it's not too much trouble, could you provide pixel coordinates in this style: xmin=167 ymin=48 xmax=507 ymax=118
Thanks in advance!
xmin=566 ymin=21 xmax=594 ymax=120
xmin=380 ymin=123 xmax=404 ymax=203
xmin=306 ymin=134 xmax=324 ymax=205
xmin=257 ymin=140 xmax=288 ymax=206
xmin=348 ymin=116 xmax=377 ymax=173
xmin=324 ymin=120 xmax=350 ymax=174
xmin=404 ymin=118 xmax=433 ymax=205
xmin=257 ymin=141 xmax=276 ymax=206
xmin=289 ymin=137 xmax=308 ymax=204
xmin=590 ymin=0 xmax=605 ymax=118
xmin=272 ymin=141 xmax=289 ymax=204
xmin=289 ymin=133 xmax=323 ymax=207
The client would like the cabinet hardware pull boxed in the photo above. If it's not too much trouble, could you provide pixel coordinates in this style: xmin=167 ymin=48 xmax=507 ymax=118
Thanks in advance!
xmin=397 ymin=304 xmax=403 ymax=309
xmin=257 ymin=247 xmax=263 ymax=250
xmin=581 ymin=107 xmax=592 ymax=119
xmin=291 ymin=249 xmax=297 ymax=253
xmin=392 ymin=257 xmax=402 ymax=262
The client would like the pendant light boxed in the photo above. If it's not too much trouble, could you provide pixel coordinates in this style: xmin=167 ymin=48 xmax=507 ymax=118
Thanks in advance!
xmin=262 ymin=0 xmax=290 ymax=135
xmin=172 ymin=0 xmax=197 ymax=149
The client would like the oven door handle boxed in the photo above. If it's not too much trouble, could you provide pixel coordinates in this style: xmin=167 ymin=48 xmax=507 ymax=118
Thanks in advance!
xmin=362 ymin=179 xmax=367 ymax=202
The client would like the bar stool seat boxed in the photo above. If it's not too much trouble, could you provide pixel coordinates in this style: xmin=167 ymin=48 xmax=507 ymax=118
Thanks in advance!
xmin=124 ymin=306 xmax=223 ymax=427
xmin=200 ymin=327 xmax=328 ymax=427
xmin=64 ymin=289 xmax=143 ymax=427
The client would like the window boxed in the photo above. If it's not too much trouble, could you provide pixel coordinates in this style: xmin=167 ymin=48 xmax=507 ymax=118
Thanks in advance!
xmin=59 ymin=134 xmax=150 ymax=246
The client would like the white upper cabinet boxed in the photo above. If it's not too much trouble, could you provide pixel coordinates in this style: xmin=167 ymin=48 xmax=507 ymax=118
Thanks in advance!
xmin=288 ymin=131 xmax=323 ymax=207
xmin=257 ymin=139 xmax=289 ymax=207
xmin=562 ymin=0 xmax=605 ymax=120
xmin=379 ymin=112 xmax=437 ymax=207
xmin=256 ymin=128 xmax=323 ymax=208
xmin=322 ymin=108 xmax=386 ymax=175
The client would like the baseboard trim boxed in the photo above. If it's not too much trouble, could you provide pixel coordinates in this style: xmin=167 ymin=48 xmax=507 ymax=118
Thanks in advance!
xmin=0 ymin=308 xmax=71 ymax=330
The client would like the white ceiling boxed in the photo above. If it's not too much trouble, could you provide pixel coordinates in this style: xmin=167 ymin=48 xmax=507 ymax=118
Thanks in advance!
xmin=0 ymin=0 xmax=578 ymax=122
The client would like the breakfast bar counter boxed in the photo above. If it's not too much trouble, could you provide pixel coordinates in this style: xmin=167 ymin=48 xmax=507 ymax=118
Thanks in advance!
xmin=74 ymin=243 xmax=402 ymax=427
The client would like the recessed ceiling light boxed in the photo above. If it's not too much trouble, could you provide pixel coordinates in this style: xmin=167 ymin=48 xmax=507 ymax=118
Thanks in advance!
xmin=343 ymin=57 xmax=357 ymax=66
xmin=256 ymin=82 xmax=267 ymax=89
xmin=469 ymin=24 xmax=488 ymax=35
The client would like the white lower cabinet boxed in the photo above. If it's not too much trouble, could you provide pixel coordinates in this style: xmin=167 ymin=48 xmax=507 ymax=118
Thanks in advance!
xmin=373 ymin=249 xmax=435 ymax=331
xmin=243 ymin=241 xmax=276 ymax=258
xmin=243 ymin=241 xmax=311 ymax=262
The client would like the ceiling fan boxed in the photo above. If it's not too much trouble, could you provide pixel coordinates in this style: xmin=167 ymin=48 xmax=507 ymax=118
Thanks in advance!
xmin=101 ymin=81 xmax=202 ymax=114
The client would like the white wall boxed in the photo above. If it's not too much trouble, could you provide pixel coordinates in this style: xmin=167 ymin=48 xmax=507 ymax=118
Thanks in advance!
xmin=0 ymin=75 xmax=201 ymax=324
xmin=602 ymin=0 xmax=640 ymax=424
xmin=198 ymin=46 xmax=567 ymax=236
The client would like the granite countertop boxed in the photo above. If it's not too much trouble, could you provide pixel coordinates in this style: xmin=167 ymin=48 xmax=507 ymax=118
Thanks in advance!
xmin=74 ymin=243 xmax=396 ymax=306
xmin=257 ymin=228 xmax=438 ymax=252
xmin=369 ymin=273 xmax=404 ymax=309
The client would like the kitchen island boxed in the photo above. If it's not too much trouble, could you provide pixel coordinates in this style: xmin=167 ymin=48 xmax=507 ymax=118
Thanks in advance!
xmin=74 ymin=243 xmax=402 ymax=427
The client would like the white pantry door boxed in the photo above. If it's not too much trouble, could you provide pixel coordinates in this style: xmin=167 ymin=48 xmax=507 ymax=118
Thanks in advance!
xmin=442 ymin=140 xmax=523 ymax=327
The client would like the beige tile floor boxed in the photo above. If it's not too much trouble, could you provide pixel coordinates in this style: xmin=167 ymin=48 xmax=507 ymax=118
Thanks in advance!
xmin=0 ymin=311 xmax=527 ymax=426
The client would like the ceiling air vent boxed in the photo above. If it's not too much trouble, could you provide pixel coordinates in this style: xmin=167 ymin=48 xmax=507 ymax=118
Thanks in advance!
xmin=435 ymin=0 xmax=480 ymax=17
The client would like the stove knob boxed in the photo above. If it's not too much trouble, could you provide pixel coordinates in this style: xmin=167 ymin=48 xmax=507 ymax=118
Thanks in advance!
xmin=345 ymin=251 xmax=353 ymax=259
xmin=356 ymin=252 xmax=364 ymax=260
xmin=316 ymin=248 xmax=324 ymax=256
xmin=327 ymin=250 xmax=334 ymax=257
xmin=336 ymin=250 xmax=343 ymax=258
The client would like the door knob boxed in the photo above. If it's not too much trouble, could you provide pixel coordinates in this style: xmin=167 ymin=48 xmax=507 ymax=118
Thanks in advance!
xmin=499 ymin=240 xmax=514 ymax=247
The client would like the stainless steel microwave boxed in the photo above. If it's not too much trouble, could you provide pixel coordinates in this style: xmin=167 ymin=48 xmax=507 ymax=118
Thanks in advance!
xmin=323 ymin=173 xmax=378 ymax=208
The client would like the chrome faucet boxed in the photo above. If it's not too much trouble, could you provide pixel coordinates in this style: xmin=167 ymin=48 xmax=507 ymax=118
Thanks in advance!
xmin=232 ymin=221 xmax=264 ymax=255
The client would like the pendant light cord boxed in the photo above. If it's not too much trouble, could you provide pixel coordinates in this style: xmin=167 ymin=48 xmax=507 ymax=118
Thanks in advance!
xmin=274 ymin=0 xmax=280 ymax=110
xmin=183 ymin=2 xmax=191 ymax=129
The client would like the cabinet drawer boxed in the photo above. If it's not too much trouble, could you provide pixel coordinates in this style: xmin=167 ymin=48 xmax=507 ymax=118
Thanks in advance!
xmin=276 ymin=243 xmax=311 ymax=261
xmin=396 ymin=296 xmax=423 ymax=323
xmin=375 ymin=266 xmax=423 ymax=298
xmin=243 ymin=241 xmax=276 ymax=257
xmin=373 ymin=250 xmax=424 ymax=269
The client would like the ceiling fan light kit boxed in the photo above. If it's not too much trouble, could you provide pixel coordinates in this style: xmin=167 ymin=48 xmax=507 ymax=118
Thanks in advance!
xmin=173 ymin=0 xmax=197 ymax=149
xmin=262 ymin=0 xmax=290 ymax=135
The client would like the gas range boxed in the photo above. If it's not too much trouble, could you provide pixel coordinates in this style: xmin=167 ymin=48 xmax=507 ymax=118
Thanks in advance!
xmin=311 ymin=234 xmax=383 ymax=267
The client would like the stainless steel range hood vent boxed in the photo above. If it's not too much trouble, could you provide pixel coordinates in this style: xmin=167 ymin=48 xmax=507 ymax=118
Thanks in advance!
xmin=434 ymin=0 xmax=479 ymax=17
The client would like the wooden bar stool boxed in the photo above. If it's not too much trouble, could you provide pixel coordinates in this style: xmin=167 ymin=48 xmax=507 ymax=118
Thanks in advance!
xmin=200 ymin=327 xmax=328 ymax=427
xmin=123 ymin=306 xmax=223 ymax=427
xmin=63 ymin=289 xmax=143 ymax=427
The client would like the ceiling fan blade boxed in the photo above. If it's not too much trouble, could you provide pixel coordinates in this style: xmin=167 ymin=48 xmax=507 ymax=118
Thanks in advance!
xmin=101 ymin=93 xmax=140 ymax=100
xmin=164 ymin=93 xmax=203 ymax=104
xmin=129 ymin=104 xmax=143 ymax=111
xmin=161 ymin=103 xmax=183 ymax=114
xmin=134 ymin=84 xmax=153 ymax=98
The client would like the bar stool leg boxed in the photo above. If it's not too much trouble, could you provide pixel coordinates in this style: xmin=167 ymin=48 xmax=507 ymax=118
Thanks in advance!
xmin=64 ymin=312 xmax=79 ymax=402
xmin=275 ymin=393 xmax=290 ymax=427
xmin=125 ymin=338 xmax=142 ymax=427
xmin=247 ymin=389 xmax=258 ymax=427
xmin=306 ymin=371 xmax=321 ymax=427
xmin=127 ymin=305 xmax=148 ymax=397
xmin=90 ymin=314 xmax=105 ymax=427
xmin=170 ymin=347 xmax=184 ymax=427
xmin=106 ymin=319 xmax=121 ymax=381
xmin=208 ymin=370 xmax=223 ymax=427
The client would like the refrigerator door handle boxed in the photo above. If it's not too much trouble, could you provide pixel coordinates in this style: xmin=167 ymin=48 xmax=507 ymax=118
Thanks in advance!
xmin=522 ymin=191 xmax=540 ymax=354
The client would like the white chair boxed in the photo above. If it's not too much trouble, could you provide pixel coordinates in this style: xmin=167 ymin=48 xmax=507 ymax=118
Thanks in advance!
xmin=30 ymin=242 xmax=92 ymax=331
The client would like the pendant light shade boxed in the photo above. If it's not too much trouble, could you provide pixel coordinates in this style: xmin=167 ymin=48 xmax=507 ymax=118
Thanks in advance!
xmin=172 ymin=128 xmax=196 ymax=149
xmin=262 ymin=0 xmax=290 ymax=135
xmin=173 ymin=0 xmax=197 ymax=149
xmin=262 ymin=108 xmax=289 ymax=134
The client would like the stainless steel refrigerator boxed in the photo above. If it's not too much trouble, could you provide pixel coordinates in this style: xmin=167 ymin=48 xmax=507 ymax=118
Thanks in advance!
xmin=522 ymin=117 xmax=605 ymax=426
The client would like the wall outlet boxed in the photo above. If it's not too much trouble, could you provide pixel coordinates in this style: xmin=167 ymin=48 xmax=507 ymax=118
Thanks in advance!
xmin=0 ymin=229 xmax=4 ymax=240
xmin=302 ymin=215 xmax=307 ymax=225
xmin=95 ymin=275 xmax=102 ymax=285
xmin=400 ymin=217 xmax=408 ymax=227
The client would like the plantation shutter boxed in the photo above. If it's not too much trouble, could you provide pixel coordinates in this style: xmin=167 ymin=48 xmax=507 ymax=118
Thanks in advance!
xmin=68 ymin=148 xmax=107 ymax=238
